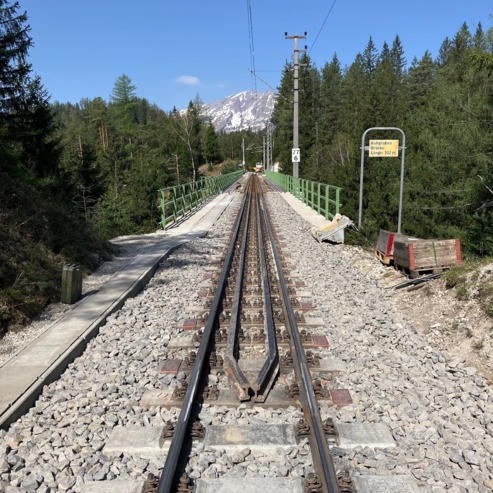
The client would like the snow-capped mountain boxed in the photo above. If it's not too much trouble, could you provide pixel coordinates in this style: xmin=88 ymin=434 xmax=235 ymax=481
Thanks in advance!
xmin=203 ymin=91 xmax=276 ymax=134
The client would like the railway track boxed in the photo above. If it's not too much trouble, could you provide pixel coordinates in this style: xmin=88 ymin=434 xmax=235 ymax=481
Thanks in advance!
xmin=2 ymin=172 xmax=491 ymax=493
xmin=150 ymin=174 xmax=348 ymax=493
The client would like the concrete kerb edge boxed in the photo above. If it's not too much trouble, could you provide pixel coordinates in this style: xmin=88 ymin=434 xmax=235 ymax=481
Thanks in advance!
xmin=0 ymin=245 xmax=179 ymax=430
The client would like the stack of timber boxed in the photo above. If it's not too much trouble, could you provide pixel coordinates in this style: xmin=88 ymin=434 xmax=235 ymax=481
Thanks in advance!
xmin=394 ymin=237 xmax=462 ymax=278
xmin=374 ymin=230 xmax=415 ymax=265
xmin=375 ymin=230 xmax=462 ymax=278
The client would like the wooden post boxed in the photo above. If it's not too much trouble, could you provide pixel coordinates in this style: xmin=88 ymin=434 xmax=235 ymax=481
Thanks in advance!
xmin=61 ymin=264 xmax=82 ymax=304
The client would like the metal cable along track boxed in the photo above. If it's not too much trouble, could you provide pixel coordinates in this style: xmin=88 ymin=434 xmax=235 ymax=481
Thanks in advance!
xmin=156 ymin=174 xmax=344 ymax=493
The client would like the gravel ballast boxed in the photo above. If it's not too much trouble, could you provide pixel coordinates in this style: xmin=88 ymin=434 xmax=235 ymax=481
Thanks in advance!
xmin=0 ymin=187 xmax=492 ymax=493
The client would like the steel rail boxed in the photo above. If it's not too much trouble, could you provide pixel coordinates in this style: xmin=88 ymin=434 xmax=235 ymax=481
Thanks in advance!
xmin=252 ymin=177 xmax=279 ymax=401
xmin=157 ymin=176 xmax=251 ymax=493
xmin=262 ymin=194 xmax=340 ymax=493
xmin=223 ymin=178 xmax=253 ymax=401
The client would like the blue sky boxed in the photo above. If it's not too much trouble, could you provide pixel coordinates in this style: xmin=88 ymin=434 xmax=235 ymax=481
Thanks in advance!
xmin=19 ymin=0 xmax=493 ymax=112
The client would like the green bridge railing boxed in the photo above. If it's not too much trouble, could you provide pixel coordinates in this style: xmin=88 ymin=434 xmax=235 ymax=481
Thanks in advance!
xmin=158 ymin=171 xmax=243 ymax=229
xmin=265 ymin=170 xmax=341 ymax=220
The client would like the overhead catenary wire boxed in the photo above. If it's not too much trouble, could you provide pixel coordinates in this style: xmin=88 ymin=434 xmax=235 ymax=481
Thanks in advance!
xmin=246 ymin=0 xmax=257 ymax=95
xmin=308 ymin=0 xmax=338 ymax=55
xmin=247 ymin=69 xmax=293 ymax=104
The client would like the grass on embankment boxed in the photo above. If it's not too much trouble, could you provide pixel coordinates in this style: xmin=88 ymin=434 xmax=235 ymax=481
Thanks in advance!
xmin=0 ymin=172 xmax=115 ymax=335
xmin=443 ymin=260 xmax=493 ymax=316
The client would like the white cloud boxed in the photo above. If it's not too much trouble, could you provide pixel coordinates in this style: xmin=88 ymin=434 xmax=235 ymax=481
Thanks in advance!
xmin=175 ymin=75 xmax=200 ymax=85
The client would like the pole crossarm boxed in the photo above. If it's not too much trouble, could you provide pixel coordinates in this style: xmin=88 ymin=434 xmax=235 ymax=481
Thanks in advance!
xmin=359 ymin=127 xmax=407 ymax=233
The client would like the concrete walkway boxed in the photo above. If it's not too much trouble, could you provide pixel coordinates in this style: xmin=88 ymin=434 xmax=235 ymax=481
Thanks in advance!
xmin=0 ymin=192 xmax=235 ymax=430
xmin=279 ymin=192 xmax=333 ymax=229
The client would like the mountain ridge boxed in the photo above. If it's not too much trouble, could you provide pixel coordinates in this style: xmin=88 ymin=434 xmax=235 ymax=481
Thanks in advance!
xmin=202 ymin=90 xmax=276 ymax=134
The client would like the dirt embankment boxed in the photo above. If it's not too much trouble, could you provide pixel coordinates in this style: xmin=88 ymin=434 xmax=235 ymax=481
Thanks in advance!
xmin=341 ymin=246 xmax=493 ymax=381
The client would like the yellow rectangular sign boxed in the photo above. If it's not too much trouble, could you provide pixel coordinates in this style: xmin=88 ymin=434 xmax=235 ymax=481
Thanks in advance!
xmin=369 ymin=140 xmax=399 ymax=157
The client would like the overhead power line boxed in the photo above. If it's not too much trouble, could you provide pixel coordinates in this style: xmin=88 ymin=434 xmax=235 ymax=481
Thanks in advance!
xmin=246 ymin=0 xmax=257 ymax=94
xmin=308 ymin=0 xmax=338 ymax=55
xmin=247 ymin=69 xmax=293 ymax=103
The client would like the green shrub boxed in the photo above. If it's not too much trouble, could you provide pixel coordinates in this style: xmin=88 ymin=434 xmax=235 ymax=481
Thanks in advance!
xmin=456 ymin=286 xmax=469 ymax=300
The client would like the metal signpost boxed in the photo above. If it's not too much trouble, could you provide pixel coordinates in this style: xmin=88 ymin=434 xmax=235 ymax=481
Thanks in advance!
xmin=359 ymin=127 xmax=406 ymax=233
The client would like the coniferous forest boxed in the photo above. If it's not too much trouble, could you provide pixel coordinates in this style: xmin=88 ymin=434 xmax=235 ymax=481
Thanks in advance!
xmin=1 ymin=0 xmax=493 ymax=331
xmin=272 ymin=23 xmax=493 ymax=255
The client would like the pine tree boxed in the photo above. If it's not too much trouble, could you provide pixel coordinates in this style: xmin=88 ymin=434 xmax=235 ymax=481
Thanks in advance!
xmin=0 ymin=0 xmax=32 ymax=117
xmin=0 ymin=0 xmax=57 ymax=176
xmin=362 ymin=37 xmax=379 ymax=85
xmin=437 ymin=37 xmax=453 ymax=66
xmin=204 ymin=123 xmax=221 ymax=165
xmin=408 ymin=51 xmax=435 ymax=108
xmin=271 ymin=60 xmax=294 ymax=174
xmin=110 ymin=74 xmax=136 ymax=105
xmin=109 ymin=74 xmax=137 ymax=153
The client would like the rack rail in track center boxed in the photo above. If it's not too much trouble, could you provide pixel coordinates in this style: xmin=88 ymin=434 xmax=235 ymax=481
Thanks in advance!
xmin=150 ymin=174 xmax=346 ymax=493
